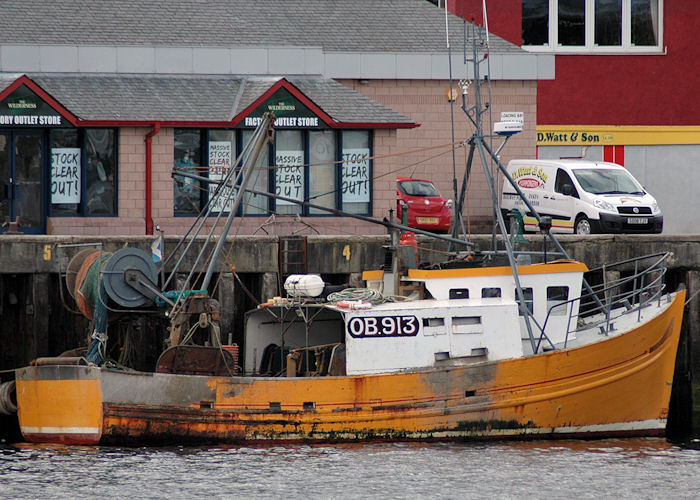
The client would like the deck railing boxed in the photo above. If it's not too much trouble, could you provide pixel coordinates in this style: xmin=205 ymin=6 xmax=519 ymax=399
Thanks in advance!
xmin=537 ymin=252 xmax=671 ymax=351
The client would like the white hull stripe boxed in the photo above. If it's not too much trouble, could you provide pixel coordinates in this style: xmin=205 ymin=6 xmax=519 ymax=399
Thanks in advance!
xmin=21 ymin=426 xmax=100 ymax=435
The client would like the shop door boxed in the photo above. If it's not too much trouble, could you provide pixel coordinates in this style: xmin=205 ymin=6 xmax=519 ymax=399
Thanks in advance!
xmin=0 ymin=130 xmax=45 ymax=234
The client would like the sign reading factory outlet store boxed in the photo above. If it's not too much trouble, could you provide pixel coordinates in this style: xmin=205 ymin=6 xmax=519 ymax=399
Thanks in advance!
xmin=0 ymin=115 xmax=62 ymax=126
xmin=243 ymin=88 xmax=324 ymax=129
xmin=244 ymin=116 xmax=319 ymax=128
xmin=0 ymin=85 xmax=68 ymax=127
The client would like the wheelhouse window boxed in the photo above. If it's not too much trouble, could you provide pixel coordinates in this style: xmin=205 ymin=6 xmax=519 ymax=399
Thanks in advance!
xmin=50 ymin=128 xmax=117 ymax=216
xmin=547 ymin=286 xmax=570 ymax=316
xmin=515 ymin=287 xmax=534 ymax=316
xmin=449 ymin=288 xmax=470 ymax=299
xmin=522 ymin=0 xmax=662 ymax=53
xmin=482 ymin=287 xmax=502 ymax=298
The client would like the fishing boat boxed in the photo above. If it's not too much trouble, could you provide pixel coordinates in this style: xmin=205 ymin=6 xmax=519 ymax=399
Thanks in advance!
xmin=7 ymin=23 xmax=687 ymax=444
xmin=8 ymin=114 xmax=686 ymax=445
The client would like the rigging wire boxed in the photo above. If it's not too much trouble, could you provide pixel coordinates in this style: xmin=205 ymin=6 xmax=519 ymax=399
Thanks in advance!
xmin=482 ymin=0 xmax=497 ymax=199
xmin=445 ymin=0 xmax=459 ymax=210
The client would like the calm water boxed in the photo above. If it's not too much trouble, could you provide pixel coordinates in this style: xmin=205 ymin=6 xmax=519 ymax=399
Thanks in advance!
xmin=1 ymin=438 xmax=699 ymax=499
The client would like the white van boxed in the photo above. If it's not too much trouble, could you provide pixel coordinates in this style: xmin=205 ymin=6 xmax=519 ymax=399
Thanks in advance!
xmin=501 ymin=159 xmax=663 ymax=234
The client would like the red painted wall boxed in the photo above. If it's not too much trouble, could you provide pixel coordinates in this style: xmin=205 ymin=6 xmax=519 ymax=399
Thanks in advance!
xmin=452 ymin=1 xmax=700 ymax=125
xmin=452 ymin=0 xmax=522 ymax=46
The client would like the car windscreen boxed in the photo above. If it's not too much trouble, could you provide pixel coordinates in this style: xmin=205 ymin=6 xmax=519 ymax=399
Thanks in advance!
xmin=398 ymin=180 xmax=440 ymax=197
xmin=571 ymin=168 xmax=645 ymax=195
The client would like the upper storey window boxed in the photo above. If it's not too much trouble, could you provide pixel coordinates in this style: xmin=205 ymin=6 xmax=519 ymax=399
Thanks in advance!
xmin=522 ymin=0 xmax=662 ymax=53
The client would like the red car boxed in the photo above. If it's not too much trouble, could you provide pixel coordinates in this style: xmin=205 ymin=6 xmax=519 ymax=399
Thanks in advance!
xmin=396 ymin=177 xmax=452 ymax=233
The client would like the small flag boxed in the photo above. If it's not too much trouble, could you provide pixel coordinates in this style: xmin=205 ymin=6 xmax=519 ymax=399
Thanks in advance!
xmin=151 ymin=232 xmax=164 ymax=264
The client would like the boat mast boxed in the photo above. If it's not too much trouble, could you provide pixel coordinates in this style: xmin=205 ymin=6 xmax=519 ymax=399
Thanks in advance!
xmin=453 ymin=19 xmax=608 ymax=351
xmin=164 ymin=113 xmax=275 ymax=301
xmin=453 ymin=21 xmax=542 ymax=352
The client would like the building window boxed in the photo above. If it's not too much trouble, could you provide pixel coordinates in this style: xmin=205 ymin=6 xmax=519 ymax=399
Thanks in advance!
xmin=175 ymin=128 xmax=372 ymax=217
xmin=522 ymin=0 xmax=662 ymax=53
xmin=595 ymin=0 xmax=622 ymax=46
xmin=50 ymin=128 xmax=117 ymax=216
xmin=558 ymin=0 xmax=585 ymax=46
xmin=173 ymin=129 xmax=203 ymax=215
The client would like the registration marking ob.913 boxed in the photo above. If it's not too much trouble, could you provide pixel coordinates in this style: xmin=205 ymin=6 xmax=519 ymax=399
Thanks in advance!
xmin=347 ymin=316 xmax=419 ymax=338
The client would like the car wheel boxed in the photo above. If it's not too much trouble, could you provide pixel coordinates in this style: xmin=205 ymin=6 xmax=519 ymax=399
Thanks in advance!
xmin=574 ymin=215 xmax=592 ymax=235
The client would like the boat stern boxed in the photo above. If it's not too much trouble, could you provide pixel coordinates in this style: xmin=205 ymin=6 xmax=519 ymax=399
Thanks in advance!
xmin=15 ymin=360 xmax=103 ymax=445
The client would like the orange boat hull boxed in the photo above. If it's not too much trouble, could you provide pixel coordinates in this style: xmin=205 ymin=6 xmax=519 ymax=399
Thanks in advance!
xmin=15 ymin=291 xmax=685 ymax=445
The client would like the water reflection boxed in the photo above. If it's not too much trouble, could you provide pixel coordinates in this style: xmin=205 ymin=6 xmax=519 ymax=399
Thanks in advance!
xmin=2 ymin=438 xmax=699 ymax=499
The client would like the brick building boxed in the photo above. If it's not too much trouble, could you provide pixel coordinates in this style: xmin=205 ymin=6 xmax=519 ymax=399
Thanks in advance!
xmin=451 ymin=0 xmax=700 ymax=234
xmin=0 ymin=0 xmax=551 ymax=236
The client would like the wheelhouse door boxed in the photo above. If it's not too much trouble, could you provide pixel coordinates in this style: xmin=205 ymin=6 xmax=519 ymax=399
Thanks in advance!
xmin=0 ymin=130 xmax=45 ymax=234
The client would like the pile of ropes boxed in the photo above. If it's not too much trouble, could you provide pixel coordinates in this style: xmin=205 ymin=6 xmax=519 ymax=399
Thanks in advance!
xmin=326 ymin=288 xmax=409 ymax=305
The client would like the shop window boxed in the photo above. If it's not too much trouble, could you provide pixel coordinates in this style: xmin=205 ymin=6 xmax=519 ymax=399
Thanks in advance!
xmin=179 ymin=127 xmax=372 ymax=218
xmin=0 ymin=135 xmax=7 ymax=221
xmin=241 ymin=128 xmax=270 ymax=215
xmin=207 ymin=129 xmax=237 ymax=214
xmin=50 ymin=128 xmax=117 ymax=216
xmin=86 ymin=129 xmax=117 ymax=215
xmin=274 ymin=130 xmax=304 ymax=215
xmin=174 ymin=128 xmax=203 ymax=215
xmin=308 ymin=130 xmax=337 ymax=214
xmin=522 ymin=0 xmax=662 ymax=52
xmin=341 ymin=130 xmax=371 ymax=215
xmin=50 ymin=129 xmax=81 ymax=215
